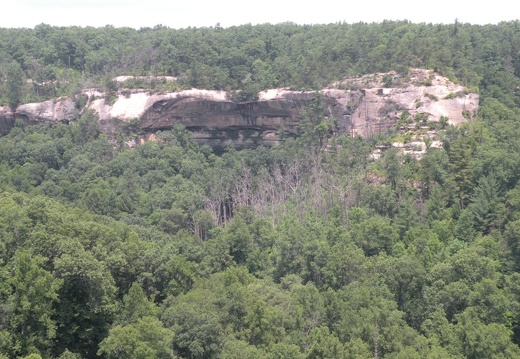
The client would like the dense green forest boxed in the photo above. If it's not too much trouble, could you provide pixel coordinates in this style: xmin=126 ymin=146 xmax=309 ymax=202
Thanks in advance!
xmin=1 ymin=20 xmax=520 ymax=104
xmin=1 ymin=20 xmax=520 ymax=358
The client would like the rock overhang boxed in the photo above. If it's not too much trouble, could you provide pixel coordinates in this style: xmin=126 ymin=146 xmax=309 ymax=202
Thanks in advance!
xmin=0 ymin=69 xmax=479 ymax=149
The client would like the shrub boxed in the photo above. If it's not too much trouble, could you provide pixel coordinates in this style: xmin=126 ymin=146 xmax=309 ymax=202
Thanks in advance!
xmin=444 ymin=92 xmax=456 ymax=100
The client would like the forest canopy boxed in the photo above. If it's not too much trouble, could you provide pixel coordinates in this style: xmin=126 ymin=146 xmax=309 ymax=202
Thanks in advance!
xmin=0 ymin=21 xmax=520 ymax=104
xmin=0 ymin=20 xmax=520 ymax=359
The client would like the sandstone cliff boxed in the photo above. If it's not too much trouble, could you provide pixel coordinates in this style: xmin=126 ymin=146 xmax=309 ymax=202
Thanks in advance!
xmin=0 ymin=69 xmax=479 ymax=148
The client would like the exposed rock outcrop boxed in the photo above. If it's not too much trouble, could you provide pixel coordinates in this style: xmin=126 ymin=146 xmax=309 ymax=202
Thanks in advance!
xmin=0 ymin=106 xmax=15 ymax=134
xmin=343 ymin=69 xmax=479 ymax=137
xmin=0 ymin=69 xmax=479 ymax=149
xmin=87 ymin=88 xmax=351 ymax=148
xmin=0 ymin=98 xmax=78 ymax=134
xmin=16 ymin=98 xmax=78 ymax=124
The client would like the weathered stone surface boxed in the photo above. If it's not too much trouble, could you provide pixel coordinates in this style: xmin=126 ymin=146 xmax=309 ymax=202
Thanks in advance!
xmin=87 ymin=89 xmax=352 ymax=148
xmin=0 ymin=106 xmax=15 ymax=134
xmin=341 ymin=69 xmax=479 ymax=137
xmin=0 ymin=69 xmax=479 ymax=149
xmin=139 ymin=91 xmax=329 ymax=132
xmin=16 ymin=98 xmax=78 ymax=124
xmin=0 ymin=99 xmax=78 ymax=135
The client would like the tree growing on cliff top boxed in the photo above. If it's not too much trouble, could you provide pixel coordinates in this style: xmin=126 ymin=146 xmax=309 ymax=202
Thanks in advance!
xmin=6 ymin=61 xmax=25 ymax=109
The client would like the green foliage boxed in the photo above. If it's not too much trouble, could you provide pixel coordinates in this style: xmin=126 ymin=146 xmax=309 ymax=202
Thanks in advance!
xmin=163 ymin=296 xmax=224 ymax=358
xmin=444 ymin=92 xmax=457 ymax=100
xmin=1 ymin=20 xmax=520 ymax=359
xmin=70 ymin=110 xmax=100 ymax=146
xmin=220 ymin=340 xmax=267 ymax=359
xmin=382 ymin=74 xmax=393 ymax=88
xmin=4 ymin=250 xmax=62 ymax=358
xmin=6 ymin=61 xmax=25 ymax=108
xmin=118 ymin=282 xmax=160 ymax=325
xmin=98 ymin=317 xmax=175 ymax=359
xmin=349 ymin=213 xmax=399 ymax=256
xmin=0 ymin=21 xmax=518 ymax=107
xmin=468 ymin=175 xmax=505 ymax=233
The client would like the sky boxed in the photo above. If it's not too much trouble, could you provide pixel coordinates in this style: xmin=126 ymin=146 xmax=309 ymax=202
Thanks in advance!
xmin=1 ymin=0 xmax=518 ymax=29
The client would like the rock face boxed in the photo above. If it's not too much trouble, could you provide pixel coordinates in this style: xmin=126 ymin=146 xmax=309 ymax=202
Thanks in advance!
xmin=0 ymin=69 xmax=479 ymax=148
xmin=87 ymin=88 xmax=353 ymax=148
xmin=16 ymin=98 xmax=78 ymax=124
xmin=0 ymin=106 xmax=15 ymax=134
xmin=343 ymin=69 xmax=479 ymax=137
xmin=140 ymin=89 xmax=352 ymax=148
xmin=0 ymin=98 xmax=78 ymax=134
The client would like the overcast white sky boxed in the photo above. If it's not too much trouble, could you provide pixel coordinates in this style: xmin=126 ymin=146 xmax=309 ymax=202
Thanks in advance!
xmin=1 ymin=0 xmax=518 ymax=29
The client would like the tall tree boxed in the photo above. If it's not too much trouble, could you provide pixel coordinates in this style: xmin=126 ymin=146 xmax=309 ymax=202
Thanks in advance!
xmin=4 ymin=250 xmax=62 ymax=358
xmin=6 ymin=61 xmax=25 ymax=109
